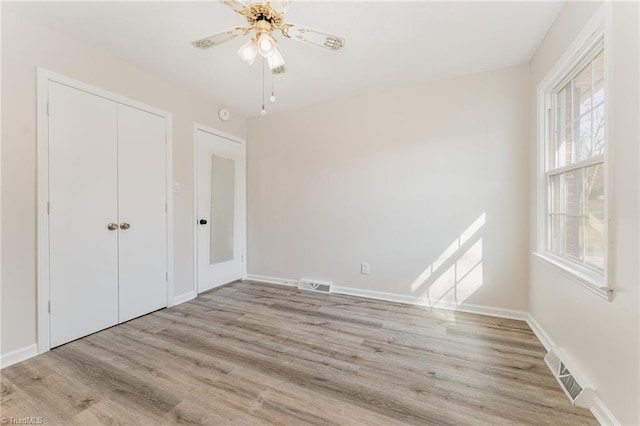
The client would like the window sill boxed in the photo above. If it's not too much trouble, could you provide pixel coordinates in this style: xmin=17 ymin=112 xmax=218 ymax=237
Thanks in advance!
xmin=532 ymin=252 xmax=613 ymax=301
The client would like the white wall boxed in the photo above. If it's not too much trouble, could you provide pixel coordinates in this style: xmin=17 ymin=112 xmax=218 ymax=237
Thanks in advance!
xmin=0 ymin=9 xmax=246 ymax=355
xmin=528 ymin=2 xmax=639 ymax=424
xmin=247 ymin=64 xmax=530 ymax=312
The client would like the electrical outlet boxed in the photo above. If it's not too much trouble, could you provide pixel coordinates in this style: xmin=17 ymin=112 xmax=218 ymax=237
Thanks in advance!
xmin=361 ymin=263 xmax=370 ymax=275
xmin=173 ymin=182 xmax=181 ymax=193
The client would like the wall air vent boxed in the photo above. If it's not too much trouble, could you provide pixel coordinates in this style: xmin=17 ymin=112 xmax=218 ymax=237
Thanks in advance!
xmin=544 ymin=349 xmax=596 ymax=408
xmin=298 ymin=279 xmax=332 ymax=294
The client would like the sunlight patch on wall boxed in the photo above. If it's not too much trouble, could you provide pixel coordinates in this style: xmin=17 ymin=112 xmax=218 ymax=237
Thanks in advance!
xmin=409 ymin=213 xmax=485 ymax=308
xmin=453 ymin=240 xmax=483 ymax=302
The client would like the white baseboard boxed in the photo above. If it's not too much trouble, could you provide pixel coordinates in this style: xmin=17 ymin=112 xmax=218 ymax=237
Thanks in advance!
xmin=590 ymin=395 xmax=620 ymax=426
xmin=173 ymin=291 xmax=197 ymax=306
xmin=245 ymin=274 xmax=297 ymax=287
xmin=1 ymin=344 xmax=38 ymax=369
xmin=246 ymin=275 xmax=527 ymax=321
xmin=526 ymin=313 xmax=555 ymax=352
xmin=332 ymin=285 xmax=528 ymax=321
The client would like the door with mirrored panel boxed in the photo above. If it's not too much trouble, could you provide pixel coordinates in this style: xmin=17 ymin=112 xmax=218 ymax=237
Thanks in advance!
xmin=197 ymin=129 xmax=244 ymax=292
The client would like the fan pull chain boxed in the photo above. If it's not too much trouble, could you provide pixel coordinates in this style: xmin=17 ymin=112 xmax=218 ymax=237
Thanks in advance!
xmin=270 ymin=72 xmax=276 ymax=103
xmin=260 ymin=57 xmax=266 ymax=116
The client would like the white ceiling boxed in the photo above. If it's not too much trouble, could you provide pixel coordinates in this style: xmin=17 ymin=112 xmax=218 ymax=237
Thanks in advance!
xmin=6 ymin=1 xmax=564 ymax=117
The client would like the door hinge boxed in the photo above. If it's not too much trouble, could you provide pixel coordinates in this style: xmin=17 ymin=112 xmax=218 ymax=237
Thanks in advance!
xmin=165 ymin=202 xmax=168 ymax=213
xmin=241 ymin=255 xmax=244 ymax=263
xmin=47 ymin=102 xmax=51 ymax=116
xmin=47 ymin=201 xmax=50 ymax=215
xmin=48 ymin=301 xmax=51 ymax=313
xmin=166 ymin=272 xmax=168 ymax=281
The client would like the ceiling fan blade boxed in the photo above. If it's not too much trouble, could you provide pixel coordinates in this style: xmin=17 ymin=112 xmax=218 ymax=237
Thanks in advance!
xmin=192 ymin=27 xmax=249 ymax=49
xmin=269 ymin=0 xmax=292 ymax=14
xmin=220 ymin=0 xmax=248 ymax=14
xmin=280 ymin=24 xmax=345 ymax=52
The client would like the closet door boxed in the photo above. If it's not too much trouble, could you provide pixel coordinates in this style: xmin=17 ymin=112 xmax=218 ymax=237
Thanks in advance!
xmin=117 ymin=104 xmax=168 ymax=322
xmin=49 ymin=82 xmax=119 ymax=347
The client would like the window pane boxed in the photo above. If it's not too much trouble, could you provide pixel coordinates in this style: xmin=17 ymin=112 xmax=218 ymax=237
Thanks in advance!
xmin=564 ymin=169 xmax=583 ymax=260
xmin=554 ymin=86 xmax=573 ymax=169
xmin=560 ymin=84 xmax=573 ymax=125
xmin=574 ymin=65 xmax=592 ymax=117
xmin=564 ymin=169 xmax=583 ymax=215
xmin=585 ymin=164 xmax=605 ymax=269
xmin=592 ymin=51 xmax=604 ymax=104
xmin=565 ymin=215 xmax=583 ymax=261
xmin=549 ymin=213 xmax=565 ymax=253
xmin=549 ymin=174 xmax=563 ymax=213
xmin=575 ymin=63 xmax=593 ymax=162
xmin=591 ymin=101 xmax=605 ymax=157
xmin=588 ymin=53 xmax=605 ymax=161
xmin=549 ymin=174 xmax=565 ymax=253
xmin=577 ymin=114 xmax=593 ymax=162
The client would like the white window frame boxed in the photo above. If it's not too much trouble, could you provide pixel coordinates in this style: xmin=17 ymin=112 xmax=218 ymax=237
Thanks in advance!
xmin=534 ymin=4 xmax=613 ymax=301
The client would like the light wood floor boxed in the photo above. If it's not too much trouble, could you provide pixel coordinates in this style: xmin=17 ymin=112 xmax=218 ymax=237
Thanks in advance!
xmin=1 ymin=281 xmax=597 ymax=425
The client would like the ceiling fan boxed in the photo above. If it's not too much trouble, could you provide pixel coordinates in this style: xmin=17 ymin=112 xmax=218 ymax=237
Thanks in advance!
xmin=192 ymin=0 xmax=345 ymax=75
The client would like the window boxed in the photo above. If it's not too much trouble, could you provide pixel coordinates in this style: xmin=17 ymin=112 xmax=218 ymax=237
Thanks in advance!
xmin=548 ymin=49 xmax=605 ymax=270
xmin=538 ymin=28 xmax=609 ymax=297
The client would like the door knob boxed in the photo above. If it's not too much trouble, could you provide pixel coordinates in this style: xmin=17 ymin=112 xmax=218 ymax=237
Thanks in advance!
xmin=199 ymin=219 xmax=207 ymax=225
xmin=107 ymin=223 xmax=118 ymax=231
xmin=120 ymin=222 xmax=131 ymax=230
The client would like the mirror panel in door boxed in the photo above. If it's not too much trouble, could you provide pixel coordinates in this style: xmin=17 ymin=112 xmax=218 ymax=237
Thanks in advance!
xmin=210 ymin=155 xmax=235 ymax=265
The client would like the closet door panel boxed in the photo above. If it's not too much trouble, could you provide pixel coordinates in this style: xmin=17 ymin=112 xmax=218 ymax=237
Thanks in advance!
xmin=49 ymin=82 xmax=119 ymax=347
xmin=117 ymin=104 xmax=167 ymax=322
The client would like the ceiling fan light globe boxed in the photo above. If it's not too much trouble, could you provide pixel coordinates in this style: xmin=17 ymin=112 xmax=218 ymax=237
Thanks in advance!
xmin=267 ymin=48 xmax=285 ymax=71
xmin=237 ymin=39 xmax=258 ymax=65
xmin=257 ymin=33 xmax=276 ymax=57
xmin=259 ymin=38 xmax=272 ymax=51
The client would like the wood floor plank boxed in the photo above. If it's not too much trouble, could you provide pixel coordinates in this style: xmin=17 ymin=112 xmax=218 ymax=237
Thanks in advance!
xmin=0 ymin=281 xmax=598 ymax=425
xmin=1 ymin=377 xmax=57 ymax=422
xmin=108 ymin=324 xmax=395 ymax=425
xmin=1 ymin=361 xmax=102 ymax=423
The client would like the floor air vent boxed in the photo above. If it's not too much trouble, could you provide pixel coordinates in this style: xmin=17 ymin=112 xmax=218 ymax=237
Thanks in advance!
xmin=544 ymin=349 xmax=595 ymax=408
xmin=298 ymin=279 xmax=332 ymax=294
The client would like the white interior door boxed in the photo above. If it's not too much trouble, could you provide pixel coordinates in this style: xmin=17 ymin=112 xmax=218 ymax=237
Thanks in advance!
xmin=197 ymin=129 xmax=243 ymax=292
xmin=117 ymin=104 xmax=168 ymax=322
xmin=49 ymin=82 xmax=119 ymax=347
